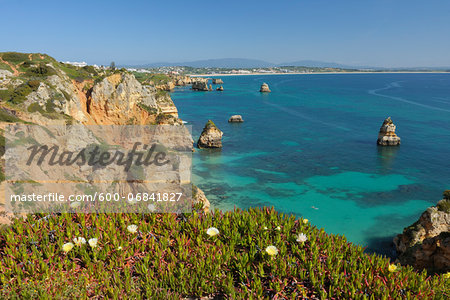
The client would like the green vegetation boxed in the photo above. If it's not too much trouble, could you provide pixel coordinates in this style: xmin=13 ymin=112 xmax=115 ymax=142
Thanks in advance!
xmin=0 ymin=207 xmax=447 ymax=299
xmin=443 ymin=190 xmax=450 ymax=201
xmin=155 ymin=113 xmax=176 ymax=124
xmin=1 ymin=52 xmax=29 ymax=64
xmin=7 ymin=81 xmax=40 ymax=104
xmin=204 ymin=119 xmax=218 ymax=130
xmin=437 ymin=199 xmax=450 ymax=213
xmin=133 ymin=72 xmax=171 ymax=85
xmin=137 ymin=103 xmax=158 ymax=114
xmin=26 ymin=64 xmax=57 ymax=77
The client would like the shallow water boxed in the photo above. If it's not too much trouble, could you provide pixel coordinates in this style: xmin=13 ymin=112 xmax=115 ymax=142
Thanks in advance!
xmin=171 ymin=73 xmax=450 ymax=255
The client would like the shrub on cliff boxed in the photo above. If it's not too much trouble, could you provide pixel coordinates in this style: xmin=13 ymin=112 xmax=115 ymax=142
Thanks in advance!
xmin=0 ymin=207 xmax=447 ymax=299
xmin=443 ymin=190 xmax=450 ymax=201
xmin=1 ymin=52 xmax=29 ymax=64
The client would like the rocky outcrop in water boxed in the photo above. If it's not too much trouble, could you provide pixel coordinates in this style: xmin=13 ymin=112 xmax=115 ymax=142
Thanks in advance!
xmin=377 ymin=117 xmax=401 ymax=146
xmin=260 ymin=83 xmax=271 ymax=93
xmin=212 ymin=78 xmax=223 ymax=84
xmin=228 ymin=115 xmax=244 ymax=123
xmin=192 ymin=79 xmax=209 ymax=91
xmin=393 ymin=194 xmax=450 ymax=273
xmin=197 ymin=120 xmax=223 ymax=149
xmin=216 ymin=86 xmax=224 ymax=91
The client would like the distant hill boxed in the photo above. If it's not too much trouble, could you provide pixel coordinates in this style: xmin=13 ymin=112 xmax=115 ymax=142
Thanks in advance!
xmin=278 ymin=60 xmax=375 ymax=69
xmin=130 ymin=58 xmax=450 ymax=71
xmin=134 ymin=58 xmax=275 ymax=68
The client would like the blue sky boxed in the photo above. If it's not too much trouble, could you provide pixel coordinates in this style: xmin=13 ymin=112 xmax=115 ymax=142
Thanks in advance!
xmin=2 ymin=0 xmax=450 ymax=67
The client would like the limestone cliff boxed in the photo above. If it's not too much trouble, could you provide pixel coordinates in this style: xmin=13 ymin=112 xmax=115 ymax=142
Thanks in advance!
xmin=393 ymin=195 xmax=450 ymax=273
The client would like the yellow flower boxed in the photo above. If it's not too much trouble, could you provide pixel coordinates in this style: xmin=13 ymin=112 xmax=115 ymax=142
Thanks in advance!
xmin=303 ymin=219 xmax=309 ymax=224
xmin=276 ymin=226 xmax=281 ymax=231
xmin=265 ymin=245 xmax=278 ymax=256
xmin=73 ymin=237 xmax=86 ymax=247
xmin=88 ymin=238 xmax=98 ymax=248
xmin=62 ymin=242 xmax=74 ymax=253
xmin=388 ymin=264 xmax=398 ymax=272
xmin=127 ymin=225 xmax=138 ymax=234
xmin=443 ymin=272 xmax=450 ymax=279
xmin=117 ymin=246 xmax=123 ymax=250
xmin=263 ymin=226 xmax=268 ymax=230
xmin=206 ymin=227 xmax=220 ymax=237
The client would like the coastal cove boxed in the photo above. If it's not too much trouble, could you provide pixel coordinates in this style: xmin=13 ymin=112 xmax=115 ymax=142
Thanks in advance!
xmin=171 ymin=73 xmax=450 ymax=255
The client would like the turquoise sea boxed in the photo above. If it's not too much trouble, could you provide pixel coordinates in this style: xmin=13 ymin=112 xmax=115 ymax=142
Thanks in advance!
xmin=171 ymin=73 xmax=450 ymax=255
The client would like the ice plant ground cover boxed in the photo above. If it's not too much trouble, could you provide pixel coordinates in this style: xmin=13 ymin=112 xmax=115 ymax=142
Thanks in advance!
xmin=0 ymin=206 xmax=448 ymax=299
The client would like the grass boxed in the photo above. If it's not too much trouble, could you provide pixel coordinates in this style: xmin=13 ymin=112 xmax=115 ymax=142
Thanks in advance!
xmin=0 ymin=207 xmax=447 ymax=299
xmin=133 ymin=72 xmax=171 ymax=85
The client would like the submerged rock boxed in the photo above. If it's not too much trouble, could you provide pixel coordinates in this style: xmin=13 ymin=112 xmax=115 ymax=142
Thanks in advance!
xmin=228 ymin=115 xmax=244 ymax=123
xmin=377 ymin=117 xmax=401 ymax=146
xmin=393 ymin=193 xmax=450 ymax=273
xmin=216 ymin=86 xmax=224 ymax=91
xmin=212 ymin=78 xmax=224 ymax=84
xmin=197 ymin=120 xmax=223 ymax=149
xmin=260 ymin=83 xmax=271 ymax=93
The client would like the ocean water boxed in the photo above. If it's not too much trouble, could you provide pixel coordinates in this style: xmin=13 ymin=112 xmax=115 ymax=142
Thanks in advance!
xmin=171 ymin=73 xmax=450 ymax=255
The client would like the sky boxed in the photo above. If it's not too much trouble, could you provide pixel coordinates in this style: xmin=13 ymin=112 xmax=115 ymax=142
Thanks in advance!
xmin=2 ymin=0 xmax=450 ymax=67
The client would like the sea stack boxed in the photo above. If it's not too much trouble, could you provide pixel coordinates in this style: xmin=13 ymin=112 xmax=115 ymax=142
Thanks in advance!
xmin=192 ymin=80 xmax=209 ymax=91
xmin=197 ymin=120 xmax=223 ymax=149
xmin=212 ymin=78 xmax=224 ymax=84
xmin=260 ymin=83 xmax=271 ymax=93
xmin=228 ymin=115 xmax=244 ymax=123
xmin=216 ymin=86 xmax=224 ymax=91
xmin=377 ymin=117 xmax=401 ymax=146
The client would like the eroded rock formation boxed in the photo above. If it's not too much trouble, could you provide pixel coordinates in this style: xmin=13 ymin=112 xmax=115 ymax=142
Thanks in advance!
xmin=197 ymin=120 xmax=223 ymax=149
xmin=260 ymin=83 xmax=271 ymax=93
xmin=377 ymin=117 xmax=401 ymax=146
xmin=228 ymin=115 xmax=244 ymax=123
xmin=212 ymin=78 xmax=223 ymax=84
xmin=216 ymin=86 xmax=224 ymax=91
xmin=192 ymin=185 xmax=211 ymax=213
xmin=393 ymin=195 xmax=450 ymax=273
xmin=192 ymin=79 xmax=210 ymax=91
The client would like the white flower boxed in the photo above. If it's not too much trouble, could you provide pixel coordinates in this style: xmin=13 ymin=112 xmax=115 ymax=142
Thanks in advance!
xmin=127 ymin=225 xmax=138 ymax=234
xmin=263 ymin=226 xmax=268 ymax=230
xmin=118 ymin=246 xmax=123 ymax=250
xmin=296 ymin=233 xmax=308 ymax=243
xmin=62 ymin=242 xmax=74 ymax=253
xmin=127 ymin=198 xmax=138 ymax=205
xmin=70 ymin=201 xmax=81 ymax=208
xmin=206 ymin=227 xmax=220 ymax=237
xmin=265 ymin=245 xmax=278 ymax=256
xmin=73 ymin=237 xmax=86 ymax=247
xmin=88 ymin=238 xmax=98 ymax=248
xmin=147 ymin=204 xmax=156 ymax=212
xmin=276 ymin=226 xmax=281 ymax=231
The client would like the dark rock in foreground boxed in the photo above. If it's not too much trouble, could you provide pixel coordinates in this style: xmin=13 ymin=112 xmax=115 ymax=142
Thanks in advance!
xmin=393 ymin=192 xmax=450 ymax=273
xmin=216 ymin=86 xmax=224 ymax=91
